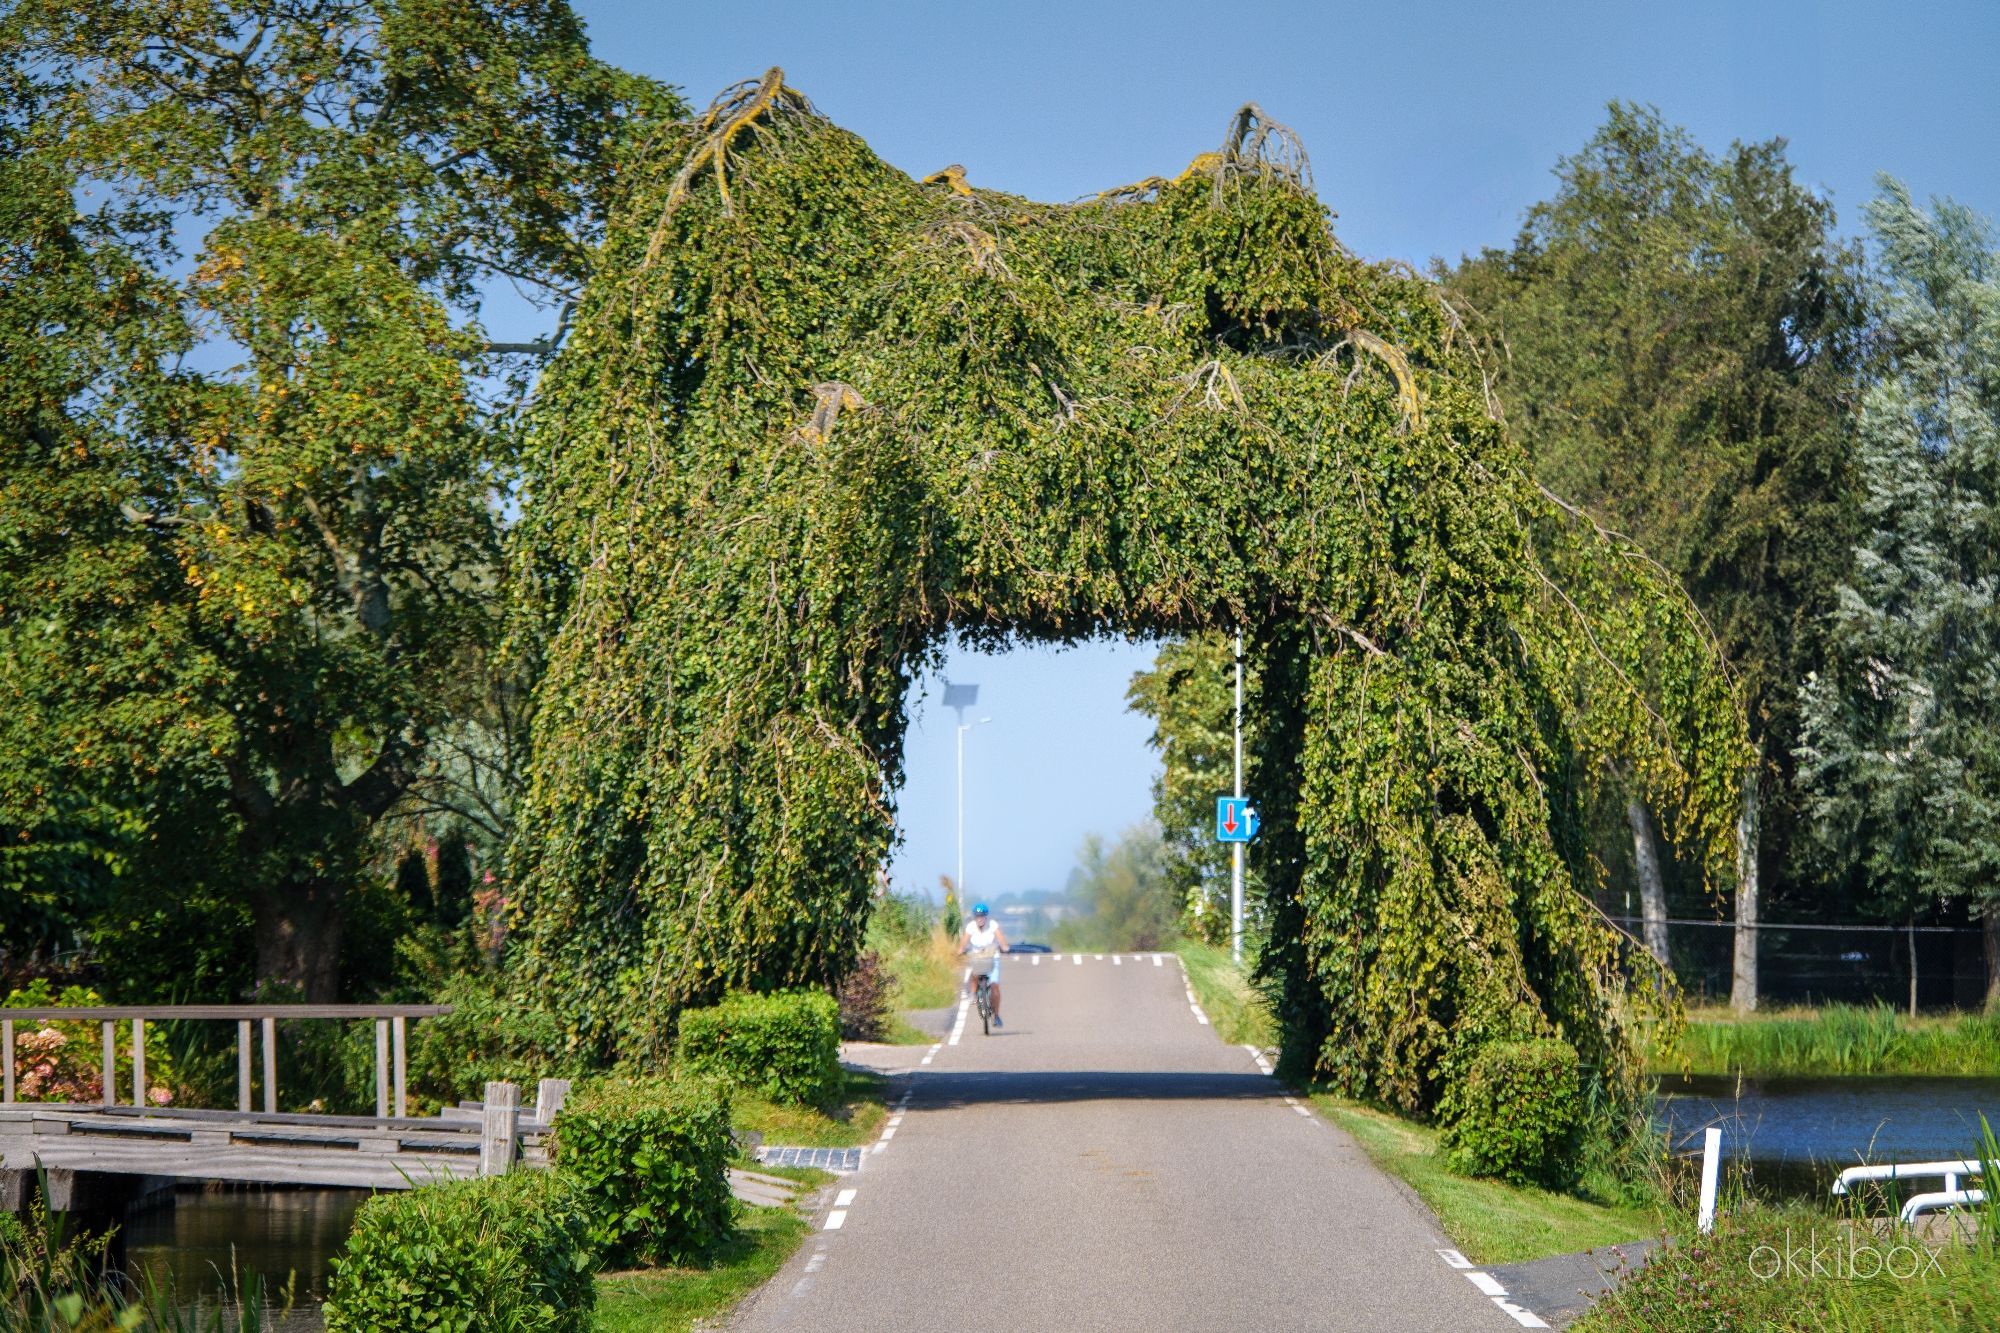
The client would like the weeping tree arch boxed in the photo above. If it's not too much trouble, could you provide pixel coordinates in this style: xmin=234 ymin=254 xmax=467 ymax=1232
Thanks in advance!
xmin=508 ymin=71 xmax=1747 ymax=1120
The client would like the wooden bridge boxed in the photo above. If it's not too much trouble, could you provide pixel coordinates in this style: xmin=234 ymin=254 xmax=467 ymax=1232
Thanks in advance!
xmin=0 ymin=1003 xmax=564 ymax=1212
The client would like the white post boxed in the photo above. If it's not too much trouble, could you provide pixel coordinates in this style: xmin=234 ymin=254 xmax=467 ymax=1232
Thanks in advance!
xmin=100 ymin=1020 xmax=115 ymax=1107
xmin=1697 ymin=1126 xmax=1722 ymax=1234
xmin=1231 ymin=630 xmax=1245 ymax=965
xmin=3 ymin=1018 xmax=14 ymax=1104
xmin=131 ymin=1019 xmax=145 ymax=1108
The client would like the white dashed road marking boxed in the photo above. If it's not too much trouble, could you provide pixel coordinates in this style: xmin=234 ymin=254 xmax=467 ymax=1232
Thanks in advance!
xmin=824 ymin=1210 xmax=847 ymax=1230
xmin=1434 ymin=1252 xmax=1551 ymax=1328
xmin=1073 ymin=955 xmax=1082 ymax=966
xmin=834 ymin=1189 xmax=857 ymax=1208
xmin=1153 ymin=954 xmax=1164 ymax=966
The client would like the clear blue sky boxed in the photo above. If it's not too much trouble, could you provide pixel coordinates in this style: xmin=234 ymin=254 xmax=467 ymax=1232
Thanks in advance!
xmin=566 ymin=0 xmax=2000 ymax=901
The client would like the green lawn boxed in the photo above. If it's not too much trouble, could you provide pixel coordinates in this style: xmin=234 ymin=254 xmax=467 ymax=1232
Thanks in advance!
xmin=729 ymin=1068 xmax=889 ymax=1148
xmin=593 ymin=1205 xmax=807 ymax=1332
xmin=1310 ymin=1095 xmax=1660 ymax=1264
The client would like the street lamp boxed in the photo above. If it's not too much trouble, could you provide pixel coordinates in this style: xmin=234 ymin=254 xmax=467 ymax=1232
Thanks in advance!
xmin=941 ymin=681 xmax=990 ymax=903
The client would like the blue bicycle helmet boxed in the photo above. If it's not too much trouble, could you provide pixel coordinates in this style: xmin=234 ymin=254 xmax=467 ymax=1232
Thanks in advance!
xmin=972 ymin=902 xmax=990 ymax=915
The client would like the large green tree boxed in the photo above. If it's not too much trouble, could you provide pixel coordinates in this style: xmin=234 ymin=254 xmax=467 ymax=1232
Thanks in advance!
xmin=1797 ymin=182 xmax=2000 ymax=1007
xmin=1125 ymin=635 xmax=1260 ymax=942
xmin=0 ymin=1 xmax=675 ymax=997
xmin=1448 ymin=104 xmax=1864 ymax=1008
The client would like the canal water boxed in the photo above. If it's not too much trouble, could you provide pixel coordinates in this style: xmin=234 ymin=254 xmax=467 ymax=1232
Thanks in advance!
xmin=118 ymin=1185 xmax=367 ymax=1329
xmin=1653 ymin=1074 xmax=2000 ymax=1197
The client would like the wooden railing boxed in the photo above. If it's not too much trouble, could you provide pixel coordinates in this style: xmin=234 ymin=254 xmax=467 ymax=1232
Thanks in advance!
xmin=1 ymin=1004 xmax=452 ymax=1118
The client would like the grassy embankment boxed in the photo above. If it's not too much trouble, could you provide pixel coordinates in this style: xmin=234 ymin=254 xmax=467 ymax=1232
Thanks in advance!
xmin=1174 ymin=940 xmax=1662 ymax=1264
xmin=594 ymin=1204 xmax=808 ymax=1332
xmin=1648 ymin=1002 xmax=2000 ymax=1077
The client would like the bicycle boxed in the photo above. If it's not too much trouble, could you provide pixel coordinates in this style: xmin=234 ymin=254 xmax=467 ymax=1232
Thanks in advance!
xmin=973 ymin=971 xmax=995 ymax=1036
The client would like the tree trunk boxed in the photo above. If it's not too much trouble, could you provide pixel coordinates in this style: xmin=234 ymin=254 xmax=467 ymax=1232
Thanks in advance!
xmin=253 ymin=878 xmax=346 ymax=1003
xmin=1730 ymin=760 xmax=1760 ymax=1014
xmin=1984 ymin=901 xmax=2000 ymax=1012
xmin=1626 ymin=795 xmax=1671 ymax=968
xmin=1907 ymin=916 xmax=1919 ymax=1019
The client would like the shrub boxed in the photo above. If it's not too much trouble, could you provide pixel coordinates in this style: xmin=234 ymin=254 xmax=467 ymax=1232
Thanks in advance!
xmin=1440 ymin=1037 xmax=1583 ymax=1188
xmin=323 ymin=1169 xmax=595 ymax=1333
xmin=677 ymin=990 xmax=841 ymax=1106
xmin=552 ymin=1075 xmax=733 ymax=1266
xmin=405 ymin=973 xmax=579 ymax=1113
xmin=835 ymin=952 xmax=892 ymax=1042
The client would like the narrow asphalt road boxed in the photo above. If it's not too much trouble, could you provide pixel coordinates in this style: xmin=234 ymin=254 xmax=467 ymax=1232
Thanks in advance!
xmin=730 ymin=952 xmax=1536 ymax=1332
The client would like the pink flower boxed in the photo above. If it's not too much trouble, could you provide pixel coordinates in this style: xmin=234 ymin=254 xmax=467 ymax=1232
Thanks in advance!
xmin=148 ymin=1087 xmax=172 ymax=1106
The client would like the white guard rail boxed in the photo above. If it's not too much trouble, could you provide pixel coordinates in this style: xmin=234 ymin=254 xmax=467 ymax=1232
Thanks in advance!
xmin=1831 ymin=1159 xmax=1994 ymax=1224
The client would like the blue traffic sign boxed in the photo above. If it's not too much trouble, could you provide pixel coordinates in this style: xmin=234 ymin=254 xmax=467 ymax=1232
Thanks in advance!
xmin=1216 ymin=797 xmax=1259 ymax=843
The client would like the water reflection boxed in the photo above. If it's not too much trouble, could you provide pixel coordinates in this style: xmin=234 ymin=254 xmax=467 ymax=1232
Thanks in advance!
xmin=1654 ymin=1074 xmax=2000 ymax=1197
xmin=118 ymin=1185 xmax=367 ymax=1327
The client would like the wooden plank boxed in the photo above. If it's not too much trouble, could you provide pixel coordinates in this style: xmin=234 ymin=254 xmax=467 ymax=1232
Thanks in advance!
xmin=537 ymin=1078 xmax=570 ymax=1123
xmin=0 ymin=1005 xmax=453 ymax=1021
xmin=374 ymin=1019 xmax=389 ymax=1120
xmin=479 ymin=1081 xmax=520 ymax=1177
xmin=237 ymin=1021 xmax=251 ymax=1114
xmin=392 ymin=1015 xmax=406 ymax=1120
xmin=260 ymin=1016 xmax=276 ymax=1116
xmin=3 ymin=1017 xmax=13 ymax=1104
xmin=131 ymin=1020 xmax=145 ymax=1108
xmin=99 ymin=1021 xmax=114 ymax=1108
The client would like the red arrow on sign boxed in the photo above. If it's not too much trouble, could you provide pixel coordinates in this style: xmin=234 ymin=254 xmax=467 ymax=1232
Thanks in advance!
xmin=1223 ymin=805 xmax=1239 ymax=833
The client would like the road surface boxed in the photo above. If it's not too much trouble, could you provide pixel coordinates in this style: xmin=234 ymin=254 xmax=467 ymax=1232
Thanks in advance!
xmin=731 ymin=951 xmax=1542 ymax=1331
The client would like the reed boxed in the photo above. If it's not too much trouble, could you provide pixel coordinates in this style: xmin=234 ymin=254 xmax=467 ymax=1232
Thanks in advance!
xmin=1649 ymin=1004 xmax=2000 ymax=1077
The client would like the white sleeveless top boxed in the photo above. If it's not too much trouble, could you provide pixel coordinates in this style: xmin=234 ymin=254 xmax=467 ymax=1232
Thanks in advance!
xmin=966 ymin=920 xmax=999 ymax=957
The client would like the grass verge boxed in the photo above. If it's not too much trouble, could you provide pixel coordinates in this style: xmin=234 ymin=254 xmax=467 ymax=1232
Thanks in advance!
xmin=1649 ymin=1003 xmax=2000 ymax=1077
xmin=594 ymin=1204 xmax=807 ymax=1332
xmin=1312 ymin=1095 xmax=1661 ymax=1264
xmin=1577 ymin=1199 xmax=2000 ymax=1330
xmin=1176 ymin=936 xmax=1659 ymax=1266
xmin=1174 ymin=940 xmax=1277 ymax=1048
xmin=729 ymin=1068 xmax=889 ymax=1148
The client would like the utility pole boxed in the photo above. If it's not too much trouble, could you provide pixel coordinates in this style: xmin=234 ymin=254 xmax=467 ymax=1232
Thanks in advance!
xmin=1232 ymin=630 xmax=1244 ymax=965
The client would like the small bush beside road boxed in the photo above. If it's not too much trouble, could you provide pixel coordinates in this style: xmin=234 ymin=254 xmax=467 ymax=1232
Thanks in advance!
xmin=324 ymin=1170 xmax=596 ymax=1333
xmin=553 ymin=1075 xmax=734 ymax=1267
xmin=1441 ymin=1037 xmax=1584 ymax=1189
xmin=677 ymin=990 xmax=842 ymax=1107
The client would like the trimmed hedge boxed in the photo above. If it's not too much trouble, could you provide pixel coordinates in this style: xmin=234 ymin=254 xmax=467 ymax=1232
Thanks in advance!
xmin=1439 ymin=1037 xmax=1583 ymax=1188
xmin=552 ymin=1075 xmax=733 ymax=1266
xmin=323 ymin=1169 xmax=595 ymax=1332
xmin=677 ymin=990 xmax=841 ymax=1106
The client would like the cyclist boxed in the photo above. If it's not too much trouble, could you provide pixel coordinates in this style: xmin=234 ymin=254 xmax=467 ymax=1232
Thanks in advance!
xmin=960 ymin=902 xmax=1011 ymax=1028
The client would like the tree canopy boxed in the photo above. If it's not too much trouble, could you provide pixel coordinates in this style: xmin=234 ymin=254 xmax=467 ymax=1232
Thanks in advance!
xmin=508 ymin=73 xmax=1744 ymax=1120
xmin=1798 ymin=181 xmax=2000 ymax=1000
xmin=0 ymin=0 xmax=676 ymax=997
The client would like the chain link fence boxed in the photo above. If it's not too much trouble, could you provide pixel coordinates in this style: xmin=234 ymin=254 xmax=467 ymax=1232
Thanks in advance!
xmin=1607 ymin=915 xmax=1992 ymax=1010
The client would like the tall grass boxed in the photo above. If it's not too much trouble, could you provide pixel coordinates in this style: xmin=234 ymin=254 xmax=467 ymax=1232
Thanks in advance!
xmin=1174 ymin=940 xmax=1276 ymax=1048
xmin=1651 ymin=1003 xmax=2000 ymax=1076
xmin=1579 ymin=1118 xmax=2000 ymax=1331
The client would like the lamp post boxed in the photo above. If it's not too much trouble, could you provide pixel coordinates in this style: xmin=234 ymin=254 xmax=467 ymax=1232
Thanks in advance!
xmin=942 ymin=681 xmax=989 ymax=904
xmin=1231 ymin=631 xmax=1244 ymax=965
